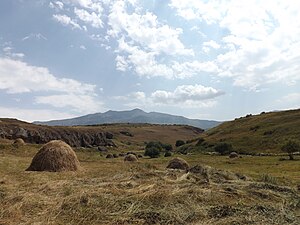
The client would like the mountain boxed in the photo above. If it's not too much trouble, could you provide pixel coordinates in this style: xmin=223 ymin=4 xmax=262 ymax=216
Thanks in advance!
xmin=34 ymin=108 xmax=221 ymax=129
xmin=200 ymin=108 xmax=300 ymax=153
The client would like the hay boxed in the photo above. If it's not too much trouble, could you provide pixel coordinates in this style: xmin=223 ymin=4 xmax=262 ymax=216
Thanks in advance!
xmin=106 ymin=154 xmax=114 ymax=159
xmin=166 ymin=157 xmax=189 ymax=170
xmin=229 ymin=152 xmax=239 ymax=158
xmin=26 ymin=140 xmax=80 ymax=172
xmin=12 ymin=138 xmax=25 ymax=147
xmin=124 ymin=154 xmax=138 ymax=162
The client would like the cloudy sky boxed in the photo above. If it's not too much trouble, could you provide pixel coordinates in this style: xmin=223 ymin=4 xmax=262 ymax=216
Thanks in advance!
xmin=0 ymin=0 xmax=299 ymax=122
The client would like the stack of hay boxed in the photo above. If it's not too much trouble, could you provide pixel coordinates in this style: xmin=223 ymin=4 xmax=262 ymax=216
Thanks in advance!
xmin=26 ymin=140 xmax=80 ymax=172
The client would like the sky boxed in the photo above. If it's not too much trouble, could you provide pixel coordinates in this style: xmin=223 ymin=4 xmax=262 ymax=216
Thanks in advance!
xmin=0 ymin=0 xmax=299 ymax=122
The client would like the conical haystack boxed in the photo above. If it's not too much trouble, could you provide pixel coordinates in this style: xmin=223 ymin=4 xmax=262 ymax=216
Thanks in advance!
xmin=26 ymin=140 xmax=80 ymax=172
xmin=124 ymin=154 xmax=138 ymax=162
xmin=166 ymin=157 xmax=189 ymax=170
xmin=13 ymin=138 xmax=25 ymax=147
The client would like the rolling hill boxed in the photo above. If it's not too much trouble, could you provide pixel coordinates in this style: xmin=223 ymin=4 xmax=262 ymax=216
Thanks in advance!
xmin=199 ymin=108 xmax=300 ymax=153
xmin=34 ymin=108 xmax=221 ymax=129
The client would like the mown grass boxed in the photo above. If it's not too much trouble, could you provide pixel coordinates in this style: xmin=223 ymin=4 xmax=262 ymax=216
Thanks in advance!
xmin=0 ymin=142 xmax=299 ymax=224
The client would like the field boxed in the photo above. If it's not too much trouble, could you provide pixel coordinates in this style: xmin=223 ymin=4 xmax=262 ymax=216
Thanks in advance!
xmin=0 ymin=141 xmax=299 ymax=225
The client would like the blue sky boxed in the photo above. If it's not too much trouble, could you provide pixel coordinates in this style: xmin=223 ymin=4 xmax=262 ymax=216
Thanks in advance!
xmin=0 ymin=0 xmax=299 ymax=122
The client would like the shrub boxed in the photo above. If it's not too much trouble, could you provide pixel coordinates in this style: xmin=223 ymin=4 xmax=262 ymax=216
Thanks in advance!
xmin=144 ymin=147 xmax=160 ymax=158
xmin=214 ymin=143 xmax=233 ymax=155
xmin=164 ymin=151 xmax=172 ymax=157
xmin=145 ymin=141 xmax=163 ymax=151
xmin=162 ymin=143 xmax=173 ymax=151
xmin=281 ymin=140 xmax=300 ymax=160
xmin=175 ymin=140 xmax=185 ymax=147
xmin=196 ymin=138 xmax=205 ymax=146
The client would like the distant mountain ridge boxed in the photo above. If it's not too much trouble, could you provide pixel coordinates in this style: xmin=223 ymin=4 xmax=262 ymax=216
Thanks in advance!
xmin=34 ymin=108 xmax=221 ymax=129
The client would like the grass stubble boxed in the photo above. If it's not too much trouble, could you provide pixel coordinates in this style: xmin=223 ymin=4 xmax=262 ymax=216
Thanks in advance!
xmin=0 ymin=143 xmax=299 ymax=225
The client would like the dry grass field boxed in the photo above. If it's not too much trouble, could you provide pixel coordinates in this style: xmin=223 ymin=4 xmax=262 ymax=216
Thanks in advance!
xmin=0 ymin=141 xmax=299 ymax=225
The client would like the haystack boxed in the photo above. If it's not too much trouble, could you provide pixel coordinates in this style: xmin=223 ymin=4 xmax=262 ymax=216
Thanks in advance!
xmin=106 ymin=153 xmax=114 ymax=159
xmin=13 ymin=138 xmax=25 ymax=147
xmin=166 ymin=157 xmax=189 ymax=170
xmin=229 ymin=152 xmax=239 ymax=158
xmin=26 ymin=140 xmax=80 ymax=172
xmin=124 ymin=154 xmax=138 ymax=162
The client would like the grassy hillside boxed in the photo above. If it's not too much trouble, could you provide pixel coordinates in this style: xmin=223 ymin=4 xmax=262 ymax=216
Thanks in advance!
xmin=201 ymin=109 xmax=300 ymax=154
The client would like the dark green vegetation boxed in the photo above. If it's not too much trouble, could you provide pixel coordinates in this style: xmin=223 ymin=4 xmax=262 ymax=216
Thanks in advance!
xmin=34 ymin=108 xmax=221 ymax=129
xmin=281 ymin=140 xmax=300 ymax=160
xmin=196 ymin=109 xmax=300 ymax=154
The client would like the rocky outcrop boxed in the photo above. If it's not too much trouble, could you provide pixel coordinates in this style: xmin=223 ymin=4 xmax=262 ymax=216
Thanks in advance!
xmin=0 ymin=119 xmax=115 ymax=148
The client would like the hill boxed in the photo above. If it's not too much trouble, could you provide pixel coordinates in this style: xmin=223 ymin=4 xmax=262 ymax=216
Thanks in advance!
xmin=0 ymin=118 xmax=203 ymax=148
xmin=34 ymin=108 xmax=221 ymax=129
xmin=198 ymin=109 xmax=300 ymax=154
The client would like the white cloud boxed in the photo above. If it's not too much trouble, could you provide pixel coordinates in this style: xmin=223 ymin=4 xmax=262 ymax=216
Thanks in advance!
xmin=74 ymin=7 xmax=103 ymax=28
xmin=2 ymin=47 xmax=25 ymax=59
xmin=79 ymin=45 xmax=86 ymax=50
xmin=114 ymin=85 xmax=224 ymax=109
xmin=170 ymin=0 xmax=300 ymax=89
xmin=151 ymin=84 xmax=224 ymax=105
xmin=115 ymin=55 xmax=129 ymax=71
xmin=0 ymin=57 xmax=103 ymax=113
xmin=35 ymin=94 xmax=103 ymax=114
xmin=277 ymin=93 xmax=300 ymax=109
xmin=49 ymin=1 xmax=64 ymax=10
xmin=0 ymin=57 xmax=95 ymax=94
xmin=108 ymin=1 xmax=193 ymax=56
xmin=203 ymin=40 xmax=220 ymax=53
xmin=22 ymin=33 xmax=47 ymax=41
xmin=53 ymin=14 xmax=82 ymax=30
xmin=0 ymin=106 xmax=76 ymax=122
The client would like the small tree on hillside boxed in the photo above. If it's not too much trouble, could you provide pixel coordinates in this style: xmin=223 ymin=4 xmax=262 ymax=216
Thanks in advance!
xmin=214 ymin=143 xmax=233 ymax=155
xmin=144 ymin=147 xmax=160 ymax=158
xmin=281 ymin=140 xmax=300 ymax=160
xmin=175 ymin=140 xmax=185 ymax=147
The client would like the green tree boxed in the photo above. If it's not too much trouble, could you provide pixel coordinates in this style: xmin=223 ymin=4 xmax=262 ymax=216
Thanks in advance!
xmin=214 ymin=143 xmax=233 ymax=155
xmin=281 ymin=140 xmax=300 ymax=160
xmin=175 ymin=140 xmax=185 ymax=147
xmin=144 ymin=147 xmax=160 ymax=158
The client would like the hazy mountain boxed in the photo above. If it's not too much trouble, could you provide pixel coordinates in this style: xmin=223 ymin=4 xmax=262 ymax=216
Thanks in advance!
xmin=34 ymin=109 xmax=221 ymax=129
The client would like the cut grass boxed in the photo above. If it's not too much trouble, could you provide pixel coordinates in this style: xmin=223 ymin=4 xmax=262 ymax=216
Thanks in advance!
xmin=0 ymin=143 xmax=299 ymax=224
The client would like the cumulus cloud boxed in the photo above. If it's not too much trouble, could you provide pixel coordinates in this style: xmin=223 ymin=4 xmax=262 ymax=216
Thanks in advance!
xmin=0 ymin=57 xmax=103 ymax=113
xmin=22 ymin=33 xmax=47 ymax=41
xmin=74 ymin=7 xmax=103 ymax=28
xmin=49 ymin=1 xmax=64 ymax=11
xmin=151 ymin=84 xmax=224 ymax=106
xmin=53 ymin=14 xmax=82 ymax=30
xmin=170 ymin=0 xmax=300 ymax=89
xmin=2 ymin=47 xmax=25 ymax=59
xmin=108 ymin=1 xmax=193 ymax=56
xmin=114 ymin=85 xmax=224 ymax=109
xmin=0 ymin=106 xmax=76 ymax=122
xmin=35 ymin=94 xmax=103 ymax=113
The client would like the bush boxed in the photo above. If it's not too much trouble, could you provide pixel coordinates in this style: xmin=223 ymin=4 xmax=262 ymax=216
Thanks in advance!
xmin=214 ymin=143 xmax=233 ymax=155
xmin=144 ymin=147 xmax=160 ymax=158
xmin=164 ymin=151 xmax=172 ymax=157
xmin=175 ymin=140 xmax=185 ymax=147
xmin=281 ymin=140 xmax=300 ymax=160
xmin=145 ymin=141 xmax=163 ymax=151
xmin=162 ymin=143 xmax=173 ymax=151
xmin=195 ymin=138 xmax=205 ymax=146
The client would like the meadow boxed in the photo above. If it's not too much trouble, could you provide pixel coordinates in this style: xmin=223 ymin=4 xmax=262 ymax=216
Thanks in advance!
xmin=0 ymin=141 xmax=299 ymax=224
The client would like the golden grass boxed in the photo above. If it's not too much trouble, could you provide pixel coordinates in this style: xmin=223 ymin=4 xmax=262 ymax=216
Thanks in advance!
xmin=0 ymin=143 xmax=299 ymax=224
